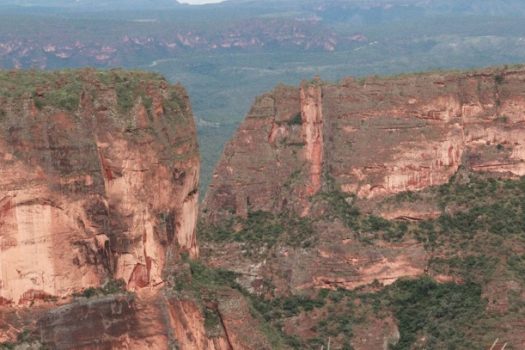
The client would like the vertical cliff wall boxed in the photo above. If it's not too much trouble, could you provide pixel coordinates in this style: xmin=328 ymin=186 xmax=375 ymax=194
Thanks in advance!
xmin=0 ymin=69 xmax=282 ymax=350
xmin=0 ymin=70 xmax=215 ymax=349
xmin=0 ymin=69 xmax=285 ymax=350
xmin=0 ymin=69 xmax=199 ymax=303
xmin=300 ymin=83 xmax=324 ymax=199
xmin=204 ymin=67 xmax=525 ymax=221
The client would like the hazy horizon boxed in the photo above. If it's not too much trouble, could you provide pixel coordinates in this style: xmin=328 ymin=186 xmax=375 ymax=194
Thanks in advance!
xmin=179 ymin=0 xmax=224 ymax=3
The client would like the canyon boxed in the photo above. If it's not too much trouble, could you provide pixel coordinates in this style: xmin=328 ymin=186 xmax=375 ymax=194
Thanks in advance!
xmin=0 ymin=70 xmax=268 ymax=349
xmin=1 ymin=65 xmax=525 ymax=349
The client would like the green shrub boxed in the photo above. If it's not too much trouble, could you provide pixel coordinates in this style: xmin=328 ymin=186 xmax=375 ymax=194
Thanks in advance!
xmin=198 ymin=211 xmax=317 ymax=251
xmin=16 ymin=329 xmax=31 ymax=343
xmin=102 ymin=279 xmax=127 ymax=294
xmin=320 ymin=188 xmax=409 ymax=242
xmin=0 ymin=329 xmax=34 ymax=349
xmin=82 ymin=287 xmax=97 ymax=298
xmin=386 ymin=277 xmax=486 ymax=350
xmin=362 ymin=215 xmax=391 ymax=232
xmin=495 ymin=115 xmax=509 ymax=123
xmin=204 ymin=307 xmax=222 ymax=335
xmin=189 ymin=260 xmax=239 ymax=291
xmin=508 ymin=254 xmax=525 ymax=280
xmin=116 ymin=80 xmax=136 ymax=112
xmin=429 ymin=255 xmax=497 ymax=283
xmin=388 ymin=190 xmax=422 ymax=203
xmin=163 ymin=89 xmax=185 ymax=113
xmin=45 ymin=85 xmax=81 ymax=111
xmin=318 ymin=288 xmax=330 ymax=300
xmin=320 ymin=190 xmax=360 ymax=230
xmin=76 ymin=279 xmax=127 ymax=298
xmin=33 ymin=96 xmax=45 ymax=110
xmin=26 ymin=78 xmax=82 ymax=112
xmin=287 ymin=113 xmax=302 ymax=125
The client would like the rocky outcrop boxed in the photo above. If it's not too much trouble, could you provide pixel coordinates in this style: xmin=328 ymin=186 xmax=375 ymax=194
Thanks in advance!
xmin=0 ymin=69 xmax=280 ymax=349
xmin=204 ymin=66 xmax=525 ymax=221
xmin=0 ymin=69 xmax=199 ymax=304
xmin=0 ymin=69 xmax=207 ymax=349
xmin=301 ymin=83 xmax=324 ymax=199
xmin=200 ymin=66 xmax=525 ymax=349
xmin=204 ymin=219 xmax=428 ymax=296
xmin=1 ymin=291 xmax=271 ymax=349
xmin=168 ymin=290 xmax=273 ymax=350
xmin=36 ymin=295 xmax=169 ymax=349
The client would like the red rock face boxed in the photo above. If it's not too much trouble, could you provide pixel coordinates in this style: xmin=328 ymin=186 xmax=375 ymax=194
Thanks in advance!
xmin=1 ymin=291 xmax=267 ymax=349
xmin=167 ymin=290 xmax=273 ymax=350
xmin=301 ymin=84 xmax=324 ymax=200
xmin=200 ymin=68 xmax=525 ymax=349
xmin=0 ymin=70 xmax=199 ymax=304
xmin=204 ymin=67 xmax=525 ymax=221
xmin=0 ymin=70 xmax=277 ymax=349
xmin=36 ymin=295 xmax=170 ymax=349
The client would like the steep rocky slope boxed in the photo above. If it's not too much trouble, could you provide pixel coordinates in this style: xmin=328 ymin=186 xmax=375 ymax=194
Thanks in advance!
xmin=0 ymin=70 xmax=270 ymax=349
xmin=202 ymin=66 xmax=525 ymax=349
xmin=0 ymin=69 xmax=200 ymax=303
xmin=205 ymin=67 xmax=525 ymax=220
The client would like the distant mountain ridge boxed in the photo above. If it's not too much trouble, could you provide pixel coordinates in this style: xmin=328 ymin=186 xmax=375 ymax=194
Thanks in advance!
xmin=5 ymin=0 xmax=525 ymax=16
xmin=0 ymin=0 xmax=184 ymax=10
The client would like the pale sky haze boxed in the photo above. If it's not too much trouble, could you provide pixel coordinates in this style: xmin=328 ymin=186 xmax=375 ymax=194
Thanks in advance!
xmin=179 ymin=0 xmax=224 ymax=4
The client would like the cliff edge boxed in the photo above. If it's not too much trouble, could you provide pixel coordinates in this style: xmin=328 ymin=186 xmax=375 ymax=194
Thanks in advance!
xmin=204 ymin=67 xmax=525 ymax=221
xmin=201 ymin=66 xmax=525 ymax=349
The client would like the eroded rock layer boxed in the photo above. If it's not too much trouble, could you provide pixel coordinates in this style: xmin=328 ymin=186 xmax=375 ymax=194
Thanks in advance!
xmin=204 ymin=67 xmax=525 ymax=220
xmin=201 ymin=66 xmax=525 ymax=348
xmin=0 ymin=69 xmax=199 ymax=303
xmin=0 ymin=69 xmax=245 ymax=349
xmin=0 ymin=69 xmax=287 ymax=350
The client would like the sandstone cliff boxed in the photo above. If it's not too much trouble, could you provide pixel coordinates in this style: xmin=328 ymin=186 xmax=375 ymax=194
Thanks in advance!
xmin=3 ymin=65 xmax=525 ymax=350
xmin=0 ymin=70 xmax=271 ymax=349
xmin=201 ymin=66 xmax=525 ymax=349
xmin=0 ymin=69 xmax=199 ymax=303
xmin=205 ymin=67 xmax=525 ymax=221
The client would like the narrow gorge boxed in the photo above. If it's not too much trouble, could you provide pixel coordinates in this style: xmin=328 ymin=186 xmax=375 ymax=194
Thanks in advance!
xmin=1 ymin=65 xmax=525 ymax=349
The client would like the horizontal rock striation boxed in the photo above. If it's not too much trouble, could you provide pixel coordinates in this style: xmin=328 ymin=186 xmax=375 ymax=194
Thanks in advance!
xmin=204 ymin=66 xmax=525 ymax=221
xmin=199 ymin=66 xmax=525 ymax=348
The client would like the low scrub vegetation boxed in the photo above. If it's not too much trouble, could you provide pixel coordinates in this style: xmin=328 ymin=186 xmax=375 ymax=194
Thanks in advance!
xmin=0 ymin=70 xmax=170 ymax=117
xmin=197 ymin=174 xmax=525 ymax=348
xmin=247 ymin=276 xmax=487 ymax=350
xmin=74 ymin=279 xmax=127 ymax=298
xmin=198 ymin=211 xmax=317 ymax=252
xmin=0 ymin=329 xmax=44 ymax=350
xmin=385 ymin=277 xmax=486 ymax=349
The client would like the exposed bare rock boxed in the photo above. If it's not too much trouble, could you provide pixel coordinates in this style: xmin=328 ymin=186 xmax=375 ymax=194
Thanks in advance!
xmin=0 ymin=69 xmax=281 ymax=350
xmin=0 ymin=69 xmax=213 ymax=349
xmin=204 ymin=66 xmax=525 ymax=221
xmin=0 ymin=70 xmax=199 ymax=304
xmin=200 ymin=66 xmax=525 ymax=349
